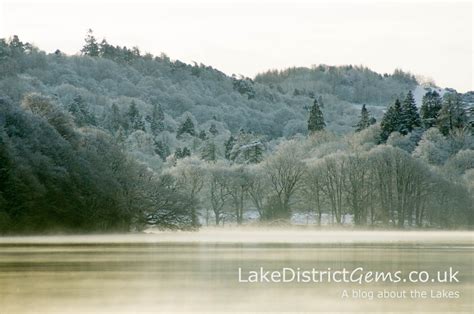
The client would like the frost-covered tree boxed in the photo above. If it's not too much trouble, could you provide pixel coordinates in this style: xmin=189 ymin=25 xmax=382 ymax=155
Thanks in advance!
xmin=201 ymin=139 xmax=218 ymax=162
xmin=400 ymin=90 xmax=421 ymax=134
xmin=355 ymin=104 xmax=371 ymax=132
xmin=224 ymin=135 xmax=236 ymax=160
xmin=437 ymin=92 xmax=468 ymax=135
xmin=412 ymin=128 xmax=450 ymax=165
xmin=263 ymin=141 xmax=306 ymax=220
xmin=68 ymin=95 xmax=96 ymax=126
xmin=420 ymin=90 xmax=442 ymax=128
xmin=307 ymin=98 xmax=325 ymax=133
xmin=229 ymin=131 xmax=264 ymax=164
xmin=149 ymin=103 xmax=165 ymax=136
xmin=127 ymin=102 xmax=144 ymax=131
xmin=209 ymin=123 xmax=218 ymax=136
xmin=177 ymin=116 xmax=196 ymax=137
xmin=80 ymin=29 xmax=99 ymax=57
xmin=380 ymin=99 xmax=403 ymax=141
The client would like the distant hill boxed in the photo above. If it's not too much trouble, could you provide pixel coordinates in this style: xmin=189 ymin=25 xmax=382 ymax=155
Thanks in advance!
xmin=0 ymin=35 xmax=427 ymax=141
xmin=255 ymin=65 xmax=418 ymax=106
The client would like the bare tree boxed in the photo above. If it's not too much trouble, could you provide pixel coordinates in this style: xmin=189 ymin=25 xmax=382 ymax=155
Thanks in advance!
xmin=264 ymin=141 xmax=306 ymax=220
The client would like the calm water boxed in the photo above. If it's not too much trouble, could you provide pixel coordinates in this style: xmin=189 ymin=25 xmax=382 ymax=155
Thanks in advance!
xmin=0 ymin=230 xmax=472 ymax=313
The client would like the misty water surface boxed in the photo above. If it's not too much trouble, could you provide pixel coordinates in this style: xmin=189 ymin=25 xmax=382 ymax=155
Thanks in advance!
xmin=0 ymin=230 xmax=472 ymax=313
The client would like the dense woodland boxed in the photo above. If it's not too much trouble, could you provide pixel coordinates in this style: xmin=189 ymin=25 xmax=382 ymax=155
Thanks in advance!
xmin=0 ymin=32 xmax=472 ymax=233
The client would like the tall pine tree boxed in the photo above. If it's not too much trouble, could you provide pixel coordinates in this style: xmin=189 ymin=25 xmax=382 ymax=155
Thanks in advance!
xmin=420 ymin=90 xmax=442 ymax=129
xmin=307 ymin=99 xmax=325 ymax=133
xmin=149 ymin=103 xmax=165 ymax=136
xmin=400 ymin=90 xmax=421 ymax=134
xmin=380 ymin=99 xmax=403 ymax=141
xmin=437 ymin=92 xmax=468 ymax=135
xmin=80 ymin=29 xmax=99 ymax=57
xmin=224 ymin=135 xmax=236 ymax=160
xmin=355 ymin=104 xmax=371 ymax=132
xmin=177 ymin=116 xmax=196 ymax=137
xmin=127 ymin=102 xmax=144 ymax=131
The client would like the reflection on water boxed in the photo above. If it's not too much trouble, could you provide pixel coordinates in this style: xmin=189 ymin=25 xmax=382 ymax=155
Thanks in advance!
xmin=0 ymin=230 xmax=472 ymax=313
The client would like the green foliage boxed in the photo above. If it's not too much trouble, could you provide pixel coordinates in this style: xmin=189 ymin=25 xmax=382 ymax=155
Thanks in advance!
xmin=229 ymin=131 xmax=265 ymax=164
xmin=175 ymin=147 xmax=191 ymax=159
xmin=224 ymin=135 xmax=236 ymax=160
xmin=127 ymin=102 xmax=144 ymax=131
xmin=149 ymin=103 xmax=165 ymax=136
xmin=209 ymin=123 xmax=218 ymax=136
xmin=177 ymin=117 xmax=196 ymax=137
xmin=81 ymin=29 xmax=99 ymax=57
xmin=201 ymin=140 xmax=217 ymax=162
xmin=400 ymin=90 xmax=421 ymax=133
xmin=380 ymin=99 xmax=403 ymax=142
xmin=68 ymin=95 xmax=96 ymax=126
xmin=420 ymin=90 xmax=442 ymax=128
xmin=355 ymin=104 xmax=371 ymax=132
xmin=437 ymin=92 xmax=468 ymax=135
xmin=307 ymin=98 xmax=325 ymax=133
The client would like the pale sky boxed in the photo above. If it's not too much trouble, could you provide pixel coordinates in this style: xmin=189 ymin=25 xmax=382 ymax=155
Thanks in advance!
xmin=0 ymin=0 xmax=472 ymax=92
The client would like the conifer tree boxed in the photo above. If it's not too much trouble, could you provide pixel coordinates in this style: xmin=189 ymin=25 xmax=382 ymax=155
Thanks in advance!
xmin=437 ymin=92 xmax=468 ymax=135
xmin=307 ymin=99 xmax=325 ymax=133
xmin=225 ymin=135 xmax=236 ymax=160
xmin=420 ymin=90 xmax=442 ymax=128
xmin=355 ymin=104 xmax=371 ymax=132
xmin=68 ymin=95 xmax=96 ymax=126
xmin=174 ymin=147 xmax=191 ymax=159
xmin=181 ymin=147 xmax=191 ymax=158
xmin=380 ymin=98 xmax=403 ymax=141
xmin=80 ymin=29 xmax=99 ymax=57
xmin=209 ymin=123 xmax=218 ymax=136
xmin=177 ymin=117 xmax=196 ymax=137
xmin=109 ymin=103 xmax=122 ymax=132
xmin=400 ymin=90 xmax=421 ymax=134
xmin=149 ymin=103 xmax=165 ymax=135
xmin=127 ymin=102 xmax=144 ymax=131
xmin=153 ymin=139 xmax=170 ymax=161
xmin=198 ymin=130 xmax=207 ymax=140
xmin=201 ymin=140 xmax=217 ymax=162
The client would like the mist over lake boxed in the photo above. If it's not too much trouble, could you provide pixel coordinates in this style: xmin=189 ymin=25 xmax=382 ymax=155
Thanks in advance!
xmin=0 ymin=230 xmax=472 ymax=313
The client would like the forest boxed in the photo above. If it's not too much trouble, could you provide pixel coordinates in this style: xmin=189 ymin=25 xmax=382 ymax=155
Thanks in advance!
xmin=0 ymin=32 xmax=472 ymax=233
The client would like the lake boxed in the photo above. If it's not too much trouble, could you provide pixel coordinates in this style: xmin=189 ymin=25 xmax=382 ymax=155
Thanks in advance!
xmin=0 ymin=230 xmax=472 ymax=313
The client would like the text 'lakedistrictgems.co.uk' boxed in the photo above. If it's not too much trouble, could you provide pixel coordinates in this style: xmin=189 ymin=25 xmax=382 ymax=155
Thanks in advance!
xmin=237 ymin=267 xmax=460 ymax=284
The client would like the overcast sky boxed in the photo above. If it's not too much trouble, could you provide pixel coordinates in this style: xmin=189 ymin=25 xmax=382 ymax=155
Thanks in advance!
xmin=0 ymin=0 xmax=472 ymax=92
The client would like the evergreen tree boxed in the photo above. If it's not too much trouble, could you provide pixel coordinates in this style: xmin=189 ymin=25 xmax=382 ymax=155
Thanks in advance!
xmin=149 ymin=103 xmax=165 ymax=135
xmin=174 ymin=147 xmax=191 ymax=159
xmin=420 ymin=90 xmax=442 ymax=128
xmin=174 ymin=148 xmax=183 ymax=159
xmin=355 ymin=104 xmax=371 ymax=132
xmin=229 ymin=131 xmax=265 ymax=164
xmin=209 ymin=123 xmax=218 ymax=136
xmin=177 ymin=116 xmax=196 ymax=137
xmin=127 ymin=102 xmax=144 ymax=131
xmin=198 ymin=130 xmax=207 ymax=140
xmin=380 ymin=99 xmax=403 ymax=141
xmin=153 ymin=139 xmax=170 ymax=161
xmin=68 ymin=95 xmax=96 ymax=126
xmin=108 ymin=103 xmax=122 ymax=131
xmin=201 ymin=140 xmax=217 ymax=162
xmin=437 ymin=92 xmax=468 ymax=135
xmin=318 ymin=95 xmax=324 ymax=108
xmin=181 ymin=147 xmax=191 ymax=158
xmin=225 ymin=135 xmax=236 ymax=160
xmin=307 ymin=99 xmax=325 ymax=133
xmin=400 ymin=90 xmax=421 ymax=134
xmin=80 ymin=29 xmax=99 ymax=57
